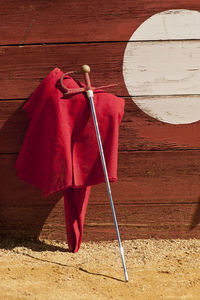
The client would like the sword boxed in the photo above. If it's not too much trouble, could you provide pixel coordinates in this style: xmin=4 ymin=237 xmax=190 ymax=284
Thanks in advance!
xmin=81 ymin=65 xmax=128 ymax=282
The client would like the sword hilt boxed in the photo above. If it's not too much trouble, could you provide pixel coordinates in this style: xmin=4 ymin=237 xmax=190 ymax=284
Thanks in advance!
xmin=81 ymin=64 xmax=118 ymax=92
xmin=60 ymin=65 xmax=117 ymax=95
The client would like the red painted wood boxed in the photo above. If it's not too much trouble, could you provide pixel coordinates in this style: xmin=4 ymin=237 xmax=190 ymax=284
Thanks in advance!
xmin=0 ymin=0 xmax=200 ymax=44
xmin=2 ymin=98 xmax=200 ymax=153
xmin=90 ymin=179 xmax=200 ymax=204
xmin=1 ymin=151 xmax=200 ymax=206
xmin=1 ymin=151 xmax=200 ymax=240
xmin=82 ymin=223 xmax=200 ymax=241
xmin=0 ymin=100 xmax=29 ymax=153
xmin=1 ymin=0 xmax=200 ymax=242
xmin=2 ymin=202 xmax=200 ymax=241
xmin=85 ymin=203 xmax=199 ymax=225
xmin=43 ymin=202 xmax=200 ymax=241
xmin=0 ymin=199 xmax=66 ymax=240
xmin=40 ymin=201 xmax=200 ymax=240
xmin=0 ymin=44 xmax=127 ymax=99
xmin=84 ymin=203 xmax=200 ymax=240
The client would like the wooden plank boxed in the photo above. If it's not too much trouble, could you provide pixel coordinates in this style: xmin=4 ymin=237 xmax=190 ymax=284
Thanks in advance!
xmin=83 ymin=202 xmax=200 ymax=240
xmin=40 ymin=223 xmax=200 ymax=241
xmin=2 ymin=150 xmax=200 ymax=240
xmin=1 ymin=202 xmax=200 ymax=241
xmin=83 ymin=222 xmax=200 ymax=241
xmin=2 ymin=41 xmax=200 ymax=99
xmin=121 ymin=98 xmax=200 ymax=151
xmin=90 ymin=179 xmax=200 ymax=204
xmin=0 ymin=100 xmax=29 ymax=153
xmin=0 ymin=199 xmax=66 ymax=241
xmin=0 ymin=43 xmax=126 ymax=99
xmin=1 ymin=1 xmax=200 ymax=45
xmin=123 ymin=40 xmax=200 ymax=97
xmin=1 ymin=151 xmax=200 ymax=205
xmin=85 ymin=204 xmax=200 ymax=225
xmin=2 ymin=98 xmax=200 ymax=153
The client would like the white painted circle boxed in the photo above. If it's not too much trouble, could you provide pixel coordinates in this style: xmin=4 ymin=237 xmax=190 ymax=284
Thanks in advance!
xmin=123 ymin=9 xmax=200 ymax=124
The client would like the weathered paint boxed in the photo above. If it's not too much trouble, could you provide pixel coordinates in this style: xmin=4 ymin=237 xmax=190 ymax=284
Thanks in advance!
xmin=1 ymin=1 xmax=200 ymax=44
xmin=130 ymin=9 xmax=200 ymax=41
xmin=2 ymin=150 xmax=200 ymax=205
xmin=3 ymin=99 xmax=200 ymax=154
xmin=123 ymin=9 xmax=200 ymax=124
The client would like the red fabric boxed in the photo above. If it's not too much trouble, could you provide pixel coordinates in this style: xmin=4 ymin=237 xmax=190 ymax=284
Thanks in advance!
xmin=63 ymin=186 xmax=91 ymax=252
xmin=15 ymin=68 xmax=124 ymax=252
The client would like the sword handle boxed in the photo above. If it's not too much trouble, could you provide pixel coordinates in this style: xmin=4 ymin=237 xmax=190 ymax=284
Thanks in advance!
xmin=81 ymin=65 xmax=92 ymax=90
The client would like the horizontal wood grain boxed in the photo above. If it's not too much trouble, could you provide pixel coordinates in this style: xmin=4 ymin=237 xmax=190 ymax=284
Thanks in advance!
xmin=83 ymin=222 xmax=200 ymax=241
xmin=1 ymin=151 xmax=200 ymax=205
xmin=0 ymin=1 xmax=200 ymax=44
xmin=0 ymin=198 xmax=66 ymax=240
xmin=86 ymin=203 xmax=200 ymax=225
xmin=41 ymin=223 xmax=200 ymax=241
xmin=2 ymin=41 xmax=200 ymax=99
xmin=84 ymin=203 xmax=200 ymax=241
xmin=0 ymin=43 xmax=126 ymax=99
xmin=0 ymin=100 xmax=29 ymax=153
xmin=1 ymin=202 xmax=200 ymax=241
xmin=2 ymin=98 xmax=200 ymax=153
xmin=2 ymin=150 xmax=200 ymax=241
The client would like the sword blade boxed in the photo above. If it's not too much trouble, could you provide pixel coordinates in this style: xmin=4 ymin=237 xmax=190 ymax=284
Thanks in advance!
xmin=86 ymin=89 xmax=128 ymax=282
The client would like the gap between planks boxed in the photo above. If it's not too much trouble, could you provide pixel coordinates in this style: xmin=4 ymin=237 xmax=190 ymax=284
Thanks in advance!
xmin=2 ymin=95 xmax=200 ymax=101
xmin=85 ymin=223 xmax=200 ymax=227
xmin=3 ymin=148 xmax=200 ymax=155
xmin=1 ymin=39 xmax=200 ymax=48
xmin=2 ymin=149 xmax=200 ymax=156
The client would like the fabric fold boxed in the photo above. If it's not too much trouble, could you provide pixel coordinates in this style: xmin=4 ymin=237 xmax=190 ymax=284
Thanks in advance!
xmin=63 ymin=186 xmax=91 ymax=253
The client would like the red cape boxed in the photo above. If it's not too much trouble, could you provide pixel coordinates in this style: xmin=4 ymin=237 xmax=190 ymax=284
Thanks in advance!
xmin=15 ymin=68 xmax=124 ymax=252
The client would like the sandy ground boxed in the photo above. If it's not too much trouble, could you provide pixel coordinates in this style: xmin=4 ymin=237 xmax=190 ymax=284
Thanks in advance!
xmin=1 ymin=238 xmax=200 ymax=300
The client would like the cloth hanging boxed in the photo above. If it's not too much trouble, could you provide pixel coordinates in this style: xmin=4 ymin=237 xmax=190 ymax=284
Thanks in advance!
xmin=15 ymin=68 xmax=124 ymax=252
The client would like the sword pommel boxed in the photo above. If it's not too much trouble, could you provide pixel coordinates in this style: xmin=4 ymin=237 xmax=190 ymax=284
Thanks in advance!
xmin=81 ymin=64 xmax=90 ymax=73
xmin=81 ymin=65 xmax=91 ymax=90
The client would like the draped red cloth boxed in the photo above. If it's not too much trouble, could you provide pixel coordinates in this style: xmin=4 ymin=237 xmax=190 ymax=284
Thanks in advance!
xmin=15 ymin=68 xmax=124 ymax=252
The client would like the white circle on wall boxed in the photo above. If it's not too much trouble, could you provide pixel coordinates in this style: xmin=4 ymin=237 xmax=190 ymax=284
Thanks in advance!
xmin=123 ymin=9 xmax=200 ymax=124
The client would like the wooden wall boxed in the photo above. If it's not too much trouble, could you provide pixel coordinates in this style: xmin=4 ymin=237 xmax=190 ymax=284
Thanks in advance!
xmin=1 ymin=0 xmax=200 ymax=242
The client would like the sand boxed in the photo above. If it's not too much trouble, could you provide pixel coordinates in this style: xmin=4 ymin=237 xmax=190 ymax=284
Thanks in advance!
xmin=1 ymin=238 xmax=200 ymax=300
